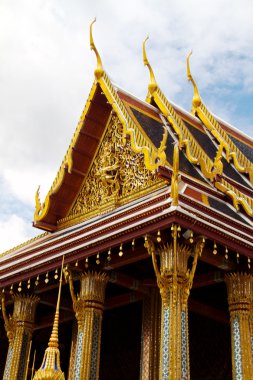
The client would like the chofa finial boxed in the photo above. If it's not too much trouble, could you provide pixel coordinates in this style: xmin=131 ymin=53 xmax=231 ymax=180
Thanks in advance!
xmin=90 ymin=18 xmax=104 ymax=80
xmin=187 ymin=51 xmax=201 ymax=108
xmin=143 ymin=36 xmax=157 ymax=94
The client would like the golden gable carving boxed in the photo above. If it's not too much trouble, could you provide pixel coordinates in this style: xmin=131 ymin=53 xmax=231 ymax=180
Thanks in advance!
xmin=62 ymin=115 xmax=164 ymax=226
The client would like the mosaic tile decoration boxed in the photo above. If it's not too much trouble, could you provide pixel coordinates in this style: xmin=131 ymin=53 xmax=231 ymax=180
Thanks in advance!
xmin=90 ymin=315 xmax=100 ymax=380
xmin=17 ymin=332 xmax=29 ymax=380
xmin=161 ymin=306 xmax=170 ymax=380
xmin=3 ymin=347 xmax=13 ymax=380
xmin=232 ymin=316 xmax=243 ymax=380
xmin=181 ymin=311 xmax=188 ymax=380
xmin=74 ymin=331 xmax=84 ymax=380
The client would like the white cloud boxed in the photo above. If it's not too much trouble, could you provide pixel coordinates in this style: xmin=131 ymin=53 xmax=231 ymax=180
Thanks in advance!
xmin=0 ymin=214 xmax=37 ymax=253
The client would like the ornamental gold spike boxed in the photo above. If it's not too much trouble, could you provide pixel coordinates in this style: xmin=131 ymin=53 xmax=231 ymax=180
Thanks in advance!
xmin=186 ymin=50 xmax=202 ymax=108
xmin=142 ymin=36 xmax=158 ymax=95
xmin=90 ymin=18 xmax=104 ymax=80
xmin=35 ymin=186 xmax=42 ymax=217
xmin=33 ymin=257 xmax=65 ymax=380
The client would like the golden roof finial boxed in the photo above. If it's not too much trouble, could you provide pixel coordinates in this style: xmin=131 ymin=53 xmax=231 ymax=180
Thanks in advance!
xmin=143 ymin=36 xmax=157 ymax=94
xmin=187 ymin=50 xmax=202 ymax=108
xmin=90 ymin=18 xmax=104 ymax=80
xmin=33 ymin=257 xmax=65 ymax=380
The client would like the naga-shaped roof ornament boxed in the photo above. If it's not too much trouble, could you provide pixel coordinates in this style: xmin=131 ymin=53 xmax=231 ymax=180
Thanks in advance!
xmin=33 ymin=257 xmax=65 ymax=380
xmin=90 ymin=18 xmax=104 ymax=80
xmin=187 ymin=51 xmax=202 ymax=109
xmin=142 ymin=36 xmax=158 ymax=95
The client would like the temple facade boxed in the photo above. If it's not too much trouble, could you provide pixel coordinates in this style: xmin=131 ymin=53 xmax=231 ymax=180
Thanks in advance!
xmin=0 ymin=21 xmax=253 ymax=380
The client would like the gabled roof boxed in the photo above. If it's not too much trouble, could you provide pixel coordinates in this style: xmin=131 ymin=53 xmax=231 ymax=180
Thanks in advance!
xmin=32 ymin=29 xmax=253 ymax=236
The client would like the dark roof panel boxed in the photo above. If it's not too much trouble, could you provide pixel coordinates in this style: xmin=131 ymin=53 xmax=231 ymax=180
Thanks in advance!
xmin=184 ymin=121 xmax=217 ymax=161
xmin=229 ymin=134 xmax=253 ymax=163
xmin=208 ymin=196 xmax=250 ymax=225
xmin=130 ymin=106 xmax=164 ymax=149
xmin=222 ymin=158 xmax=252 ymax=190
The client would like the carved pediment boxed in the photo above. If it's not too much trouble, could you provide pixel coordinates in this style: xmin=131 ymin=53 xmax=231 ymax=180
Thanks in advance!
xmin=59 ymin=115 xmax=165 ymax=226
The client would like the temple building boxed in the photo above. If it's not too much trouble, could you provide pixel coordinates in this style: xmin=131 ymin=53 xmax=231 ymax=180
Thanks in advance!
xmin=0 ymin=21 xmax=253 ymax=380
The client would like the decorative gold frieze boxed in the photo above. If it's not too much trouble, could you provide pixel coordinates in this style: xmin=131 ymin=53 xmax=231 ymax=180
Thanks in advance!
xmin=65 ymin=115 xmax=163 ymax=224
xmin=225 ymin=273 xmax=253 ymax=380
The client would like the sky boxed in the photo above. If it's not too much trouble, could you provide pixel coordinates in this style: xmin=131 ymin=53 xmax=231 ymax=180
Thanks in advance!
xmin=0 ymin=0 xmax=253 ymax=253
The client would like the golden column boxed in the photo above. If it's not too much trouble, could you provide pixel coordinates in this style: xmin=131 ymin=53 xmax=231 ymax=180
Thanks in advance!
xmin=225 ymin=273 xmax=253 ymax=380
xmin=1 ymin=293 xmax=39 ymax=380
xmin=140 ymin=288 xmax=161 ymax=380
xmin=65 ymin=270 xmax=109 ymax=380
xmin=145 ymin=227 xmax=205 ymax=380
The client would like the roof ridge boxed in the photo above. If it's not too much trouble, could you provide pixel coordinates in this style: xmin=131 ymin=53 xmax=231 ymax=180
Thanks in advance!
xmin=187 ymin=52 xmax=253 ymax=184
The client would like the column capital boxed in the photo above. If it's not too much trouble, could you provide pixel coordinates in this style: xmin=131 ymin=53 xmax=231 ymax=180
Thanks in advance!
xmin=225 ymin=273 xmax=253 ymax=312
xmin=12 ymin=294 xmax=40 ymax=324
xmin=79 ymin=271 xmax=109 ymax=303
xmin=157 ymin=243 xmax=191 ymax=279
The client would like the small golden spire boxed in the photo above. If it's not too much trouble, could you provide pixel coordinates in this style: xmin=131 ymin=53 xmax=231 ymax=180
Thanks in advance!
xmin=143 ymin=36 xmax=157 ymax=95
xmin=186 ymin=51 xmax=202 ymax=108
xmin=33 ymin=257 xmax=65 ymax=380
xmin=90 ymin=18 xmax=104 ymax=80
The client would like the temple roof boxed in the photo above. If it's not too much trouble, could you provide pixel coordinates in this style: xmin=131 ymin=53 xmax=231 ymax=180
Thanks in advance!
xmin=32 ymin=71 xmax=253 ymax=232
xmin=0 ymin=23 xmax=253 ymax=287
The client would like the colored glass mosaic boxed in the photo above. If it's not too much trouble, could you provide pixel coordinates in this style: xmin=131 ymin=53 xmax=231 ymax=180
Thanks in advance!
xmin=162 ymin=306 xmax=170 ymax=380
xmin=232 ymin=317 xmax=243 ymax=380
xmin=74 ymin=331 xmax=84 ymax=380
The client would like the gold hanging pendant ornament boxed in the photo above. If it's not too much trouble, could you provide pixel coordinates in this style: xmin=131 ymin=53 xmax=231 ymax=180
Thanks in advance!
xmin=225 ymin=247 xmax=229 ymax=260
xmin=54 ymin=269 xmax=59 ymax=280
xmin=35 ymin=275 xmax=40 ymax=287
xmin=75 ymin=260 xmax=79 ymax=267
xmin=96 ymin=253 xmax=100 ymax=265
xmin=27 ymin=278 xmax=31 ymax=289
xmin=10 ymin=284 xmax=13 ymax=294
xmin=248 ymin=257 xmax=251 ymax=269
xmin=18 ymin=282 xmax=22 ymax=292
xmin=189 ymin=232 xmax=194 ymax=244
xmin=107 ymin=249 xmax=112 ymax=262
xmin=118 ymin=244 xmax=123 ymax=257
xmin=213 ymin=242 xmax=217 ymax=255
xmin=85 ymin=257 xmax=89 ymax=269
xmin=132 ymin=239 xmax=135 ymax=250
xmin=45 ymin=272 xmax=49 ymax=284
xmin=236 ymin=252 xmax=240 ymax=264
xmin=157 ymin=230 xmax=161 ymax=243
